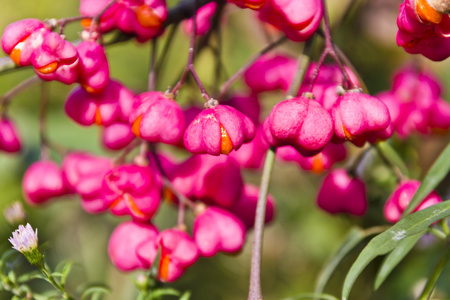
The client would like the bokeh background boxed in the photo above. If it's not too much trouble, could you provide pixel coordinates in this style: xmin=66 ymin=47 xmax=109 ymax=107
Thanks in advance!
xmin=0 ymin=0 xmax=450 ymax=299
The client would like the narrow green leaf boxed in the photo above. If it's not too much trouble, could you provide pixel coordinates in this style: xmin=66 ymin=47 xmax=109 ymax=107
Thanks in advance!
xmin=281 ymin=293 xmax=339 ymax=300
xmin=50 ymin=272 xmax=64 ymax=277
xmin=180 ymin=291 xmax=191 ymax=300
xmin=342 ymin=200 xmax=450 ymax=300
xmin=375 ymin=141 xmax=409 ymax=177
xmin=7 ymin=270 xmax=16 ymax=284
xmin=150 ymin=287 xmax=180 ymax=298
xmin=404 ymin=141 xmax=450 ymax=215
xmin=374 ymin=231 xmax=424 ymax=290
xmin=315 ymin=227 xmax=365 ymax=296
xmin=60 ymin=261 xmax=73 ymax=287
xmin=81 ymin=286 xmax=111 ymax=300
xmin=17 ymin=270 xmax=41 ymax=283
xmin=1 ymin=249 xmax=18 ymax=262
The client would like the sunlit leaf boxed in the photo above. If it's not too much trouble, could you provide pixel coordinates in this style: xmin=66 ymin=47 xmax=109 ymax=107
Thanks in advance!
xmin=342 ymin=200 xmax=450 ymax=300
xmin=17 ymin=270 xmax=41 ymax=283
xmin=151 ymin=287 xmax=180 ymax=298
xmin=61 ymin=261 xmax=73 ymax=287
xmin=404 ymin=141 xmax=450 ymax=215
xmin=81 ymin=286 xmax=111 ymax=300
xmin=374 ymin=231 xmax=424 ymax=290
xmin=180 ymin=290 xmax=191 ymax=300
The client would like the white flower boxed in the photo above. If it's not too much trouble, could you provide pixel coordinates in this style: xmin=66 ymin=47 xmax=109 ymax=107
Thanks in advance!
xmin=9 ymin=223 xmax=38 ymax=253
xmin=3 ymin=201 xmax=26 ymax=225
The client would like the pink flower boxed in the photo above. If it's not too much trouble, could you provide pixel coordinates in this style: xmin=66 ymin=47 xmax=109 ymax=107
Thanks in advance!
xmin=103 ymin=164 xmax=162 ymax=221
xmin=194 ymin=207 xmax=246 ymax=257
xmin=182 ymin=2 xmax=217 ymax=35
xmin=228 ymin=0 xmax=267 ymax=10
xmin=277 ymin=143 xmax=347 ymax=173
xmin=396 ymin=0 xmax=450 ymax=61
xmin=101 ymin=123 xmax=135 ymax=150
xmin=156 ymin=229 xmax=199 ymax=282
xmin=80 ymin=0 xmax=168 ymax=43
xmin=23 ymin=161 xmax=68 ymax=205
xmin=1 ymin=19 xmax=47 ymax=66
xmin=65 ymin=79 xmax=135 ymax=126
xmin=129 ymin=92 xmax=185 ymax=145
xmin=184 ymin=104 xmax=255 ymax=155
xmin=263 ymin=96 xmax=333 ymax=157
xmin=76 ymin=41 xmax=110 ymax=94
xmin=62 ymin=152 xmax=112 ymax=213
xmin=259 ymin=0 xmax=323 ymax=42
xmin=244 ymin=54 xmax=298 ymax=94
xmin=384 ymin=180 xmax=442 ymax=223
xmin=331 ymin=92 xmax=391 ymax=147
xmin=0 ymin=117 xmax=21 ymax=153
xmin=317 ymin=169 xmax=367 ymax=216
xmin=228 ymin=184 xmax=276 ymax=230
xmin=165 ymin=154 xmax=244 ymax=208
xmin=31 ymin=31 xmax=79 ymax=85
xmin=108 ymin=221 xmax=159 ymax=271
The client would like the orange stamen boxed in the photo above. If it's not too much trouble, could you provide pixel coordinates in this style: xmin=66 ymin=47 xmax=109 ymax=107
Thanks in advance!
xmin=243 ymin=0 xmax=266 ymax=10
xmin=342 ymin=126 xmax=354 ymax=141
xmin=35 ymin=61 xmax=58 ymax=74
xmin=94 ymin=108 xmax=103 ymax=125
xmin=416 ymin=0 xmax=442 ymax=24
xmin=124 ymin=194 xmax=147 ymax=219
xmin=135 ymin=5 xmax=163 ymax=28
xmin=159 ymin=254 xmax=171 ymax=281
xmin=311 ymin=154 xmax=324 ymax=174
xmin=131 ymin=115 xmax=142 ymax=137
xmin=81 ymin=18 xmax=92 ymax=29
xmin=220 ymin=124 xmax=233 ymax=155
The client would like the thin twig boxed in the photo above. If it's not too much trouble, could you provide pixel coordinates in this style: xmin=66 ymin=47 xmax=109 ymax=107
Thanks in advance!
xmin=1 ymin=76 xmax=40 ymax=111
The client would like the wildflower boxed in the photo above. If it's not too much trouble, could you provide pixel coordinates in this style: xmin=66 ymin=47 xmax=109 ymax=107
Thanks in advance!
xmin=9 ymin=223 xmax=42 ymax=266
xmin=3 ymin=201 xmax=26 ymax=226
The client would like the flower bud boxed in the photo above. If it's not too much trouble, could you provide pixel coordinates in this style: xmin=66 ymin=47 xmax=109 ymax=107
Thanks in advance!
xmin=23 ymin=160 xmax=68 ymax=205
xmin=263 ymin=96 xmax=333 ymax=156
xmin=194 ymin=207 xmax=246 ymax=257
xmin=182 ymin=2 xmax=217 ymax=35
xmin=129 ymin=92 xmax=185 ymax=145
xmin=384 ymin=180 xmax=442 ymax=223
xmin=156 ymin=229 xmax=199 ymax=282
xmin=317 ymin=169 xmax=367 ymax=216
xmin=108 ymin=221 xmax=159 ymax=271
xmin=77 ymin=41 xmax=110 ymax=94
xmin=0 ymin=117 xmax=21 ymax=153
xmin=184 ymin=104 xmax=255 ymax=155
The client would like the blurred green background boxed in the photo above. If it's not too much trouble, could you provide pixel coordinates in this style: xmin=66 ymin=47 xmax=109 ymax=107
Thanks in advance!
xmin=0 ymin=0 xmax=450 ymax=299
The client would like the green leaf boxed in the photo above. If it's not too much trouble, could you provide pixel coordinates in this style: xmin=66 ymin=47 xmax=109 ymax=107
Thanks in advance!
xmin=17 ymin=270 xmax=41 ymax=283
xmin=404 ymin=141 xmax=450 ymax=215
xmin=374 ymin=231 xmax=424 ymax=290
xmin=315 ymin=227 xmax=365 ymax=296
xmin=281 ymin=293 xmax=339 ymax=300
xmin=342 ymin=200 xmax=450 ymax=300
xmin=60 ymin=261 xmax=73 ymax=287
xmin=375 ymin=141 xmax=409 ymax=177
xmin=180 ymin=291 xmax=191 ymax=300
xmin=150 ymin=287 xmax=180 ymax=298
xmin=81 ymin=286 xmax=111 ymax=300
xmin=7 ymin=270 xmax=16 ymax=284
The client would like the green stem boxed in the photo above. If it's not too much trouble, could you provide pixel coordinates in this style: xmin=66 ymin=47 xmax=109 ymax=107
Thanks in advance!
xmin=417 ymin=243 xmax=450 ymax=300
xmin=39 ymin=264 xmax=74 ymax=300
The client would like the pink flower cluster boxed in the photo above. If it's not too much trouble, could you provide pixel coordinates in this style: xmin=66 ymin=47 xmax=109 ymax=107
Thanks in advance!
xmin=79 ymin=0 xmax=168 ymax=42
xmin=259 ymin=0 xmax=323 ymax=42
xmin=396 ymin=0 xmax=450 ymax=61
xmin=1 ymin=19 xmax=110 ymax=92
xmin=377 ymin=65 xmax=450 ymax=138
xmin=0 ymin=117 xmax=21 ymax=153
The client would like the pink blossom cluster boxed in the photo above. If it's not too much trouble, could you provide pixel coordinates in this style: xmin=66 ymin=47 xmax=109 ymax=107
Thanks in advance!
xmin=0 ymin=117 xmax=21 ymax=153
xmin=21 ymin=149 xmax=276 ymax=280
xmin=377 ymin=65 xmax=450 ymax=138
xmin=396 ymin=0 xmax=450 ymax=61
xmin=1 ymin=19 xmax=109 ymax=92
xmin=79 ymin=0 xmax=168 ymax=43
